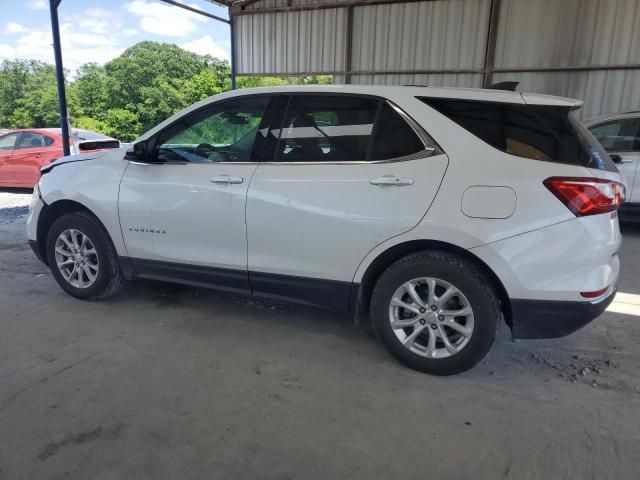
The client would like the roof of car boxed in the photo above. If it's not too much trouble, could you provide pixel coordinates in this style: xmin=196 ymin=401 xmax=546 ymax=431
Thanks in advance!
xmin=218 ymin=84 xmax=582 ymax=107
xmin=5 ymin=128 xmax=115 ymax=140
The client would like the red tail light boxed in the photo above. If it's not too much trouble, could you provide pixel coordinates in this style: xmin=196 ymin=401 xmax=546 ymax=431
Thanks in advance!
xmin=543 ymin=177 xmax=626 ymax=217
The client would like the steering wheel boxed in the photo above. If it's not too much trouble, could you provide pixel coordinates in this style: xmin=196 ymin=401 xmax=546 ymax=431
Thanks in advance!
xmin=194 ymin=143 xmax=219 ymax=159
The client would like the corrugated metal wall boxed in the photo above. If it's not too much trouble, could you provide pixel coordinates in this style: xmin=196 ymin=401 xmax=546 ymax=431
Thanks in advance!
xmin=232 ymin=0 xmax=640 ymax=117
xmin=236 ymin=8 xmax=347 ymax=74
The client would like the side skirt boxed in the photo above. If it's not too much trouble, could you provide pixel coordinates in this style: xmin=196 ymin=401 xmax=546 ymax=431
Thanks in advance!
xmin=122 ymin=257 xmax=355 ymax=311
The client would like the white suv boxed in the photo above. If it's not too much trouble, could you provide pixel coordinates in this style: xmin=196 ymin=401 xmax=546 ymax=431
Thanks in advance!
xmin=27 ymin=86 xmax=625 ymax=375
xmin=585 ymin=111 xmax=640 ymax=221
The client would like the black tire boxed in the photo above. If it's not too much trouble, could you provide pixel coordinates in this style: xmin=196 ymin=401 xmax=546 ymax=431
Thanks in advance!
xmin=370 ymin=250 xmax=500 ymax=375
xmin=46 ymin=211 xmax=123 ymax=300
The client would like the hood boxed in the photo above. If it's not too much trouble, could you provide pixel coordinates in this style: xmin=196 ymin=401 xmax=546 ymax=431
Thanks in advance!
xmin=40 ymin=150 xmax=112 ymax=174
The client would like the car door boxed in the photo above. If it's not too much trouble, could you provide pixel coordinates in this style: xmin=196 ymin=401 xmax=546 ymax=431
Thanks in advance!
xmin=246 ymin=94 xmax=448 ymax=309
xmin=11 ymin=131 xmax=59 ymax=187
xmin=0 ymin=132 xmax=19 ymax=185
xmin=118 ymin=95 xmax=275 ymax=293
xmin=589 ymin=117 xmax=640 ymax=202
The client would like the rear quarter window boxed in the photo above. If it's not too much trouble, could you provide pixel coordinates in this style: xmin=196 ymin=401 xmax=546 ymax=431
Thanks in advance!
xmin=419 ymin=97 xmax=616 ymax=172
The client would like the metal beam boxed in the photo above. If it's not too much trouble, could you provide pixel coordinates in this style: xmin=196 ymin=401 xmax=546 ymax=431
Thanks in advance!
xmin=230 ymin=12 xmax=237 ymax=89
xmin=49 ymin=0 xmax=70 ymax=156
xmin=482 ymin=0 xmax=501 ymax=87
xmin=344 ymin=5 xmax=354 ymax=84
xmin=232 ymin=0 xmax=437 ymax=16
xmin=494 ymin=64 xmax=640 ymax=73
xmin=236 ymin=63 xmax=640 ymax=78
xmin=159 ymin=0 xmax=230 ymax=24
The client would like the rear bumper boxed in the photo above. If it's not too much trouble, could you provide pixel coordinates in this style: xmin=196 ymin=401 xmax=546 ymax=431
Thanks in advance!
xmin=510 ymin=288 xmax=616 ymax=339
xmin=619 ymin=202 xmax=640 ymax=222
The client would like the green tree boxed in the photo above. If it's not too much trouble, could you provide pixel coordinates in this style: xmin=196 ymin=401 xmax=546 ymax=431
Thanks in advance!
xmin=74 ymin=116 xmax=107 ymax=134
xmin=8 ymin=63 xmax=80 ymax=128
xmin=74 ymin=63 xmax=108 ymax=120
xmin=0 ymin=42 xmax=334 ymax=138
xmin=101 ymin=108 xmax=142 ymax=143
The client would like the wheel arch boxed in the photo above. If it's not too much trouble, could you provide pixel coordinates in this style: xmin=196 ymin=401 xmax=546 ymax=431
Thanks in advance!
xmin=36 ymin=199 xmax=105 ymax=266
xmin=353 ymin=240 xmax=513 ymax=328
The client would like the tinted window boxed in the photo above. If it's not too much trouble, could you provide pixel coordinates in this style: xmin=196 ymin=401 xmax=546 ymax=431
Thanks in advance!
xmin=589 ymin=119 xmax=640 ymax=152
xmin=275 ymin=96 xmax=378 ymax=162
xmin=370 ymin=103 xmax=426 ymax=160
xmin=420 ymin=97 xmax=616 ymax=171
xmin=155 ymin=96 xmax=270 ymax=163
xmin=0 ymin=133 xmax=19 ymax=150
xmin=17 ymin=132 xmax=50 ymax=149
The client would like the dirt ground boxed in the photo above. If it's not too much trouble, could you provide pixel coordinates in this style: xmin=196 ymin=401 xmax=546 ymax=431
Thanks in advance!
xmin=1 ymin=189 xmax=639 ymax=480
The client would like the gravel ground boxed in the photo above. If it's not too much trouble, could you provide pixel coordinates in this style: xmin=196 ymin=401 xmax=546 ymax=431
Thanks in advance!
xmin=1 ymin=189 xmax=639 ymax=479
xmin=0 ymin=189 xmax=31 ymax=224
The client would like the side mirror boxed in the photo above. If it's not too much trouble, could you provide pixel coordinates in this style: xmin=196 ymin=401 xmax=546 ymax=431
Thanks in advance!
xmin=610 ymin=154 xmax=622 ymax=164
xmin=124 ymin=141 xmax=149 ymax=162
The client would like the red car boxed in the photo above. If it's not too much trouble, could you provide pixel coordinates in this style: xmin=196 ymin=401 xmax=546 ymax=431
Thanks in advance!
xmin=0 ymin=128 xmax=120 ymax=188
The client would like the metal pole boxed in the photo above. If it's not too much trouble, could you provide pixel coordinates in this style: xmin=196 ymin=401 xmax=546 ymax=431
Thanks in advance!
xmin=230 ymin=11 xmax=237 ymax=90
xmin=483 ymin=0 xmax=501 ymax=88
xmin=49 ymin=0 xmax=70 ymax=156
xmin=344 ymin=5 xmax=354 ymax=84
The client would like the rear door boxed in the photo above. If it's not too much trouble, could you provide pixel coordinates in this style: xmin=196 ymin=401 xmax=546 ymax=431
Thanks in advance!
xmin=0 ymin=132 xmax=19 ymax=185
xmin=246 ymin=94 xmax=448 ymax=308
xmin=12 ymin=131 xmax=59 ymax=187
xmin=589 ymin=117 xmax=640 ymax=202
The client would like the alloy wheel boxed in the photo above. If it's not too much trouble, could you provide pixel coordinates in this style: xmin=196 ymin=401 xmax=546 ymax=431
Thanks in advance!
xmin=54 ymin=228 xmax=100 ymax=289
xmin=388 ymin=277 xmax=475 ymax=358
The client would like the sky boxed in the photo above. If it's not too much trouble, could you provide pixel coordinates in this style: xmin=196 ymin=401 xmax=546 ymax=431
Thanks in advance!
xmin=0 ymin=0 xmax=231 ymax=74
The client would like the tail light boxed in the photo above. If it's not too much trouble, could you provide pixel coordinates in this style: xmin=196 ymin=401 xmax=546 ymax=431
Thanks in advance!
xmin=543 ymin=177 xmax=626 ymax=217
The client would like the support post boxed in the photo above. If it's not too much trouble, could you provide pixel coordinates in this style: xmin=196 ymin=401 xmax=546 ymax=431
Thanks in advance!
xmin=345 ymin=5 xmax=354 ymax=84
xmin=230 ymin=11 xmax=237 ymax=90
xmin=483 ymin=0 xmax=502 ymax=88
xmin=49 ymin=0 xmax=70 ymax=156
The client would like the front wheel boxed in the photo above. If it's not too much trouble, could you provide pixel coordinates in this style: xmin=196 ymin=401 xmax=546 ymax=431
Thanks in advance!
xmin=370 ymin=251 xmax=500 ymax=375
xmin=46 ymin=212 xmax=123 ymax=300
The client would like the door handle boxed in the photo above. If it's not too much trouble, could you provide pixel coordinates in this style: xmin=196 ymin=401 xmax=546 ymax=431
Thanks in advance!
xmin=210 ymin=175 xmax=244 ymax=184
xmin=370 ymin=175 xmax=414 ymax=186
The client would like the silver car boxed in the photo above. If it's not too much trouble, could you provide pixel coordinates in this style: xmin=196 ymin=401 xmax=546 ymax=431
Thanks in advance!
xmin=586 ymin=111 xmax=640 ymax=221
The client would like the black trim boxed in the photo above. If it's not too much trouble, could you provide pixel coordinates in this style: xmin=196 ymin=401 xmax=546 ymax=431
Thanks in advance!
xmin=510 ymin=290 xmax=616 ymax=339
xmin=28 ymin=239 xmax=46 ymax=264
xmin=250 ymin=270 xmax=353 ymax=310
xmin=129 ymin=258 xmax=250 ymax=295
xmin=619 ymin=202 xmax=640 ymax=222
xmin=124 ymin=257 xmax=354 ymax=310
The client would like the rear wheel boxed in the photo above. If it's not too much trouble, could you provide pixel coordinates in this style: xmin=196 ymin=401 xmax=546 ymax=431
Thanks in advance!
xmin=370 ymin=251 xmax=500 ymax=375
xmin=46 ymin=212 xmax=123 ymax=300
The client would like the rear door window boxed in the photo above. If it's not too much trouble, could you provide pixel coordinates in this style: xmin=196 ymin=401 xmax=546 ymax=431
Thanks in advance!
xmin=419 ymin=97 xmax=616 ymax=171
xmin=275 ymin=95 xmax=378 ymax=162
xmin=16 ymin=132 xmax=50 ymax=149
xmin=273 ymin=95 xmax=432 ymax=162
xmin=370 ymin=102 xmax=428 ymax=160
xmin=589 ymin=118 xmax=640 ymax=152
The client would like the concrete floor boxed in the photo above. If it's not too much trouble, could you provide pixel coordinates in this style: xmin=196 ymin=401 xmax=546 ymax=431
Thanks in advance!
xmin=1 ymin=190 xmax=639 ymax=480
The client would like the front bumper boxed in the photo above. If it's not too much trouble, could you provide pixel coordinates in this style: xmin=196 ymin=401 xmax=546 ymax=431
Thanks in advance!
xmin=510 ymin=288 xmax=616 ymax=339
xmin=29 ymin=239 xmax=46 ymax=265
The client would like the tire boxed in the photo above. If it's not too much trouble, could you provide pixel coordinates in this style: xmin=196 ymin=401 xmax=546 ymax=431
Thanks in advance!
xmin=46 ymin=211 xmax=123 ymax=300
xmin=370 ymin=250 xmax=500 ymax=375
